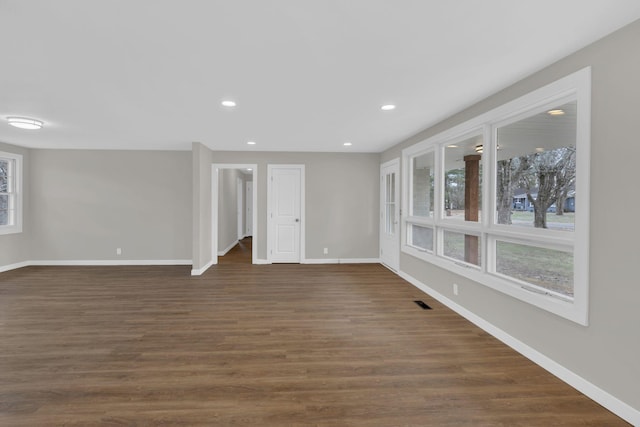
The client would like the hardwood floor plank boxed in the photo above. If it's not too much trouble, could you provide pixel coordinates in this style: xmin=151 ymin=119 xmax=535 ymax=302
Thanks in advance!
xmin=0 ymin=253 xmax=629 ymax=426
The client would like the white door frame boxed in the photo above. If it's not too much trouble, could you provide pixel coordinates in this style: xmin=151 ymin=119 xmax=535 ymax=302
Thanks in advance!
xmin=212 ymin=164 xmax=258 ymax=264
xmin=267 ymin=164 xmax=305 ymax=263
xmin=380 ymin=158 xmax=400 ymax=271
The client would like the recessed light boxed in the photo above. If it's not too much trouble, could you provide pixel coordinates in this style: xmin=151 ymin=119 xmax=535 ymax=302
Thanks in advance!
xmin=247 ymin=141 xmax=256 ymax=145
xmin=221 ymin=100 xmax=236 ymax=107
xmin=343 ymin=142 xmax=352 ymax=146
xmin=247 ymin=168 xmax=253 ymax=171
xmin=447 ymin=145 xmax=458 ymax=148
xmin=547 ymin=109 xmax=565 ymax=116
xmin=474 ymin=144 xmax=483 ymax=153
xmin=7 ymin=117 xmax=43 ymax=130
xmin=381 ymin=104 xmax=396 ymax=111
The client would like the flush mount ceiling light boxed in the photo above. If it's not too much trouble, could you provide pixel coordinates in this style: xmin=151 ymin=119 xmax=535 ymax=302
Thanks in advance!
xmin=381 ymin=104 xmax=396 ymax=111
xmin=343 ymin=142 xmax=352 ymax=146
xmin=221 ymin=100 xmax=236 ymax=107
xmin=247 ymin=141 xmax=256 ymax=145
xmin=7 ymin=117 xmax=43 ymax=130
xmin=547 ymin=109 xmax=565 ymax=116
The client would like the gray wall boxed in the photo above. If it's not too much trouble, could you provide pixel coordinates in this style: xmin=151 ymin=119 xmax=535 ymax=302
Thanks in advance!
xmin=381 ymin=20 xmax=640 ymax=411
xmin=29 ymin=149 xmax=191 ymax=261
xmin=193 ymin=151 xmax=380 ymax=263
xmin=0 ymin=141 xmax=31 ymax=267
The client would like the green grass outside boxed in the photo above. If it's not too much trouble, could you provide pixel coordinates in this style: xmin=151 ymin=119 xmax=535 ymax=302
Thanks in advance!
xmin=496 ymin=242 xmax=573 ymax=297
xmin=511 ymin=211 xmax=575 ymax=224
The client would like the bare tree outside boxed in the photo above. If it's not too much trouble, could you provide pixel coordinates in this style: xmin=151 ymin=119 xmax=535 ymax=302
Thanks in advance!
xmin=496 ymin=148 xmax=576 ymax=229
xmin=496 ymin=156 xmax=531 ymax=225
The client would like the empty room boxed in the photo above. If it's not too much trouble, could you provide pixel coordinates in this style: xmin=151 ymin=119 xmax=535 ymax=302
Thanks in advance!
xmin=1 ymin=1 xmax=639 ymax=425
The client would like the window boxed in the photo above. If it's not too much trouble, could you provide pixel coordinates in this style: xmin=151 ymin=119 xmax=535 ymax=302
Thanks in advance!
xmin=402 ymin=68 xmax=590 ymax=325
xmin=443 ymin=134 xmax=483 ymax=222
xmin=0 ymin=151 xmax=23 ymax=235
xmin=411 ymin=151 xmax=434 ymax=218
xmin=494 ymin=100 xmax=576 ymax=233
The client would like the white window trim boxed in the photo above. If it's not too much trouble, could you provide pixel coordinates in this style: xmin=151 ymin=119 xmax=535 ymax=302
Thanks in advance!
xmin=0 ymin=151 xmax=23 ymax=235
xmin=402 ymin=67 xmax=591 ymax=325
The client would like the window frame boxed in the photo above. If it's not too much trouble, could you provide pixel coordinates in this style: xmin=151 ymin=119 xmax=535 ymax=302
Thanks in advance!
xmin=0 ymin=151 xmax=23 ymax=235
xmin=402 ymin=67 xmax=591 ymax=325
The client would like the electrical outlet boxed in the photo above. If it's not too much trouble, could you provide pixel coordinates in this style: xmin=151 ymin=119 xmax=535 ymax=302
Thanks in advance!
xmin=116 ymin=248 xmax=122 ymax=256
xmin=323 ymin=247 xmax=328 ymax=255
xmin=453 ymin=283 xmax=459 ymax=296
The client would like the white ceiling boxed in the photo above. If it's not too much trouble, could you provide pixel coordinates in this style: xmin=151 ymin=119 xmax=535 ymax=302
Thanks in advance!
xmin=1 ymin=1 xmax=640 ymax=153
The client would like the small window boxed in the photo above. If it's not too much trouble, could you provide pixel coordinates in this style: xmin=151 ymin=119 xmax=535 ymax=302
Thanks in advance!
xmin=442 ymin=230 xmax=481 ymax=267
xmin=443 ymin=134 xmax=483 ymax=222
xmin=494 ymin=240 xmax=573 ymax=298
xmin=408 ymin=224 xmax=433 ymax=252
xmin=0 ymin=152 xmax=22 ymax=235
xmin=411 ymin=151 xmax=434 ymax=218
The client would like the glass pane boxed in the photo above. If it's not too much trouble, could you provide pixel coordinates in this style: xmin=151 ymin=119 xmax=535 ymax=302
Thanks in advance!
xmin=444 ymin=136 xmax=483 ymax=221
xmin=0 ymin=195 xmax=8 ymax=226
xmin=412 ymin=152 xmax=434 ymax=217
xmin=496 ymin=241 xmax=573 ymax=297
xmin=385 ymin=175 xmax=390 ymax=203
xmin=495 ymin=101 xmax=576 ymax=232
xmin=409 ymin=224 xmax=433 ymax=251
xmin=390 ymin=173 xmax=395 ymax=203
xmin=0 ymin=159 xmax=9 ymax=193
xmin=442 ymin=230 xmax=481 ymax=266
xmin=386 ymin=203 xmax=396 ymax=234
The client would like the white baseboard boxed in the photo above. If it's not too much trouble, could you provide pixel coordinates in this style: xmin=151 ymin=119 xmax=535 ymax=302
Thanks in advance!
xmin=303 ymin=258 xmax=380 ymax=264
xmin=398 ymin=270 xmax=640 ymax=426
xmin=218 ymin=240 xmax=238 ymax=256
xmin=0 ymin=260 xmax=30 ymax=273
xmin=191 ymin=259 xmax=214 ymax=276
xmin=303 ymin=258 xmax=340 ymax=264
xmin=29 ymin=259 xmax=192 ymax=267
xmin=1 ymin=260 xmax=191 ymax=274
xmin=253 ymin=258 xmax=270 ymax=265
xmin=340 ymin=258 xmax=380 ymax=264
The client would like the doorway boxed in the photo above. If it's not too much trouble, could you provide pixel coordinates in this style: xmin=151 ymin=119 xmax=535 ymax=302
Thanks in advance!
xmin=212 ymin=164 xmax=258 ymax=264
xmin=267 ymin=164 xmax=305 ymax=263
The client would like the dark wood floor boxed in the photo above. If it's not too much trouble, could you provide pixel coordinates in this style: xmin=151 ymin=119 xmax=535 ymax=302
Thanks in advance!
xmin=0 ymin=243 xmax=627 ymax=425
xmin=218 ymin=237 xmax=253 ymax=264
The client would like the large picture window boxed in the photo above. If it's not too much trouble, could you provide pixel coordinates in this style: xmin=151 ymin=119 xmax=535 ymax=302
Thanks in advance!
xmin=402 ymin=68 xmax=590 ymax=324
xmin=0 ymin=152 xmax=23 ymax=235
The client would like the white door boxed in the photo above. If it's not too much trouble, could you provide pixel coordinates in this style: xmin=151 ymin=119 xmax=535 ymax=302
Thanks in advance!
xmin=246 ymin=181 xmax=253 ymax=236
xmin=269 ymin=166 xmax=303 ymax=263
xmin=380 ymin=159 xmax=400 ymax=271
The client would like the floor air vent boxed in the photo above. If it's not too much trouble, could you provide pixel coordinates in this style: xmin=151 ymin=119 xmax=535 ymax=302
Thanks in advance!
xmin=414 ymin=300 xmax=432 ymax=310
